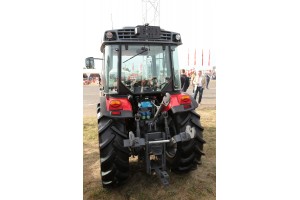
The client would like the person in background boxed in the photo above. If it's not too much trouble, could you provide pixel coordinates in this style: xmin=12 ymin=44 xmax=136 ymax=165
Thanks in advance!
xmin=190 ymin=71 xmax=196 ymax=93
xmin=193 ymin=70 xmax=206 ymax=104
xmin=180 ymin=69 xmax=189 ymax=92
xmin=205 ymin=70 xmax=211 ymax=89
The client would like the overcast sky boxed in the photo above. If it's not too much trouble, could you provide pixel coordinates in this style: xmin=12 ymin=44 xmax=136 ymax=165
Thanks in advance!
xmin=84 ymin=0 xmax=215 ymax=70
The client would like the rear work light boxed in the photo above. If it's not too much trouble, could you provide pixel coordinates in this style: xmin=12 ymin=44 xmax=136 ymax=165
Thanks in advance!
xmin=105 ymin=31 xmax=116 ymax=41
xmin=106 ymin=31 xmax=113 ymax=39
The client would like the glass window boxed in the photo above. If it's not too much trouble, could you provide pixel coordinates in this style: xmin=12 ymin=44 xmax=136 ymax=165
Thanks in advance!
xmin=171 ymin=46 xmax=181 ymax=91
xmin=104 ymin=45 xmax=119 ymax=93
xmin=121 ymin=45 xmax=172 ymax=93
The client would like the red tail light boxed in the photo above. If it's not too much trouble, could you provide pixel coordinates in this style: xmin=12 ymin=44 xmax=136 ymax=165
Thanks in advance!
xmin=110 ymin=100 xmax=122 ymax=107
xmin=109 ymin=100 xmax=123 ymax=110
xmin=178 ymin=95 xmax=191 ymax=104
xmin=111 ymin=111 xmax=121 ymax=115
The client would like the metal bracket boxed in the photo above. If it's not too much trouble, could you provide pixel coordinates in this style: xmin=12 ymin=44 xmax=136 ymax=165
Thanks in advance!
xmin=123 ymin=131 xmax=145 ymax=147
xmin=153 ymin=165 xmax=169 ymax=186
xmin=170 ymin=125 xmax=196 ymax=145
xmin=135 ymin=114 xmax=141 ymax=138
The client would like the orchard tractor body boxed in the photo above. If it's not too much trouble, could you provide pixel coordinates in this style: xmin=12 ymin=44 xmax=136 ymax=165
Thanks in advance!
xmin=94 ymin=24 xmax=205 ymax=187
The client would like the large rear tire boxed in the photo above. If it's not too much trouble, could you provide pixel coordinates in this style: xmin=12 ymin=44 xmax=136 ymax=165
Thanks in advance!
xmin=98 ymin=108 xmax=130 ymax=187
xmin=166 ymin=110 xmax=205 ymax=173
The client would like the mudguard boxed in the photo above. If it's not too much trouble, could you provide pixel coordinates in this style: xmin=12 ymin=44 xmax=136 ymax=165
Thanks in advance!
xmin=99 ymin=96 xmax=133 ymax=119
xmin=163 ymin=93 xmax=198 ymax=114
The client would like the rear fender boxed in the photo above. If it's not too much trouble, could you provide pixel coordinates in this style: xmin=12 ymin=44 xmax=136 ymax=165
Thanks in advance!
xmin=99 ymin=96 xmax=133 ymax=119
xmin=163 ymin=93 xmax=198 ymax=114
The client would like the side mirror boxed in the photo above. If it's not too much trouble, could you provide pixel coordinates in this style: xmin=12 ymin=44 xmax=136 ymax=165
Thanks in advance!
xmin=85 ymin=57 xmax=95 ymax=69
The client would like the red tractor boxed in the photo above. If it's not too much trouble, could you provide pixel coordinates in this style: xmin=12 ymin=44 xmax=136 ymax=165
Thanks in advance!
xmin=86 ymin=24 xmax=205 ymax=187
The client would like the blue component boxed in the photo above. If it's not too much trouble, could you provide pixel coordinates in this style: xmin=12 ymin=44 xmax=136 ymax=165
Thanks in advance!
xmin=140 ymin=101 xmax=152 ymax=108
xmin=138 ymin=101 xmax=153 ymax=120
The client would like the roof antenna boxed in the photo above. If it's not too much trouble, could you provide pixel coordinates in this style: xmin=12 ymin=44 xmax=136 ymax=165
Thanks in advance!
xmin=111 ymin=13 xmax=113 ymax=29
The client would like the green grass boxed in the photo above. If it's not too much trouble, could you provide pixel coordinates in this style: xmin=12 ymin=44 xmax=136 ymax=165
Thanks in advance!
xmin=83 ymin=107 xmax=216 ymax=200
xmin=83 ymin=117 xmax=98 ymax=142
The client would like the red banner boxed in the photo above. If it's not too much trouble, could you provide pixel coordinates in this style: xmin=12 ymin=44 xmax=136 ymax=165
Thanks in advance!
xmin=202 ymin=49 xmax=204 ymax=67
xmin=208 ymin=49 xmax=210 ymax=66
xmin=188 ymin=48 xmax=189 ymax=66
xmin=194 ymin=49 xmax=196 ymax=66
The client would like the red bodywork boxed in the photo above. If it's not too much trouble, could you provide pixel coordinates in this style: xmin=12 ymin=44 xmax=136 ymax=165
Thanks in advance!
xmin=106 ymin=98 xmax=132 ymax=111
xmin=106 ymin=94 xmax=191 ymax=112
xmin=163 ymin=93 xmax=191 ymax=111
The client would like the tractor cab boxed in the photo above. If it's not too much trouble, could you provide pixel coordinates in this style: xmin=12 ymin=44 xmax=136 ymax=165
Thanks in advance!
xmin=99 ymin=24 xmax=182 ymax=95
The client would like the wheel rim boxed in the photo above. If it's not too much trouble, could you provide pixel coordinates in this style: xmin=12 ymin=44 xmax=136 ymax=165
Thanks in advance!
xmin=166 ymin=142 xmax=177 ymax=158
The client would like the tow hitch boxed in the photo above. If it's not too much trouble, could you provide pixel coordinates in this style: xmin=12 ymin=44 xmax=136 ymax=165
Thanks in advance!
xmin=123 ymin=93 xmax=197 ymax=186
xmin=123 ymin=119 xmax=196 ymax=186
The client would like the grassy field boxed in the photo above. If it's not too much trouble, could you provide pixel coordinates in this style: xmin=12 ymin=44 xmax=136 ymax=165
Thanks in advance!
xmin=83 ymin=106 xmax=216 ymax=200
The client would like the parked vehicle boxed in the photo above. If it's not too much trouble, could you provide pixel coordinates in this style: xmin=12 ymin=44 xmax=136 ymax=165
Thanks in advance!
xmin=86 ymin=24 xmax=205 ymax=187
